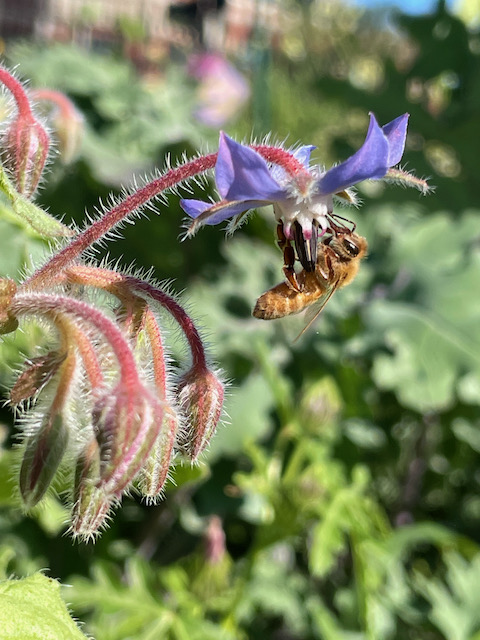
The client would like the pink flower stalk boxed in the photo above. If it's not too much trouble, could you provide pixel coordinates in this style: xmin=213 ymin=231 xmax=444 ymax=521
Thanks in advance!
xmin=30 ymin=88 xmax=84 ymax=164
xmin=22 ymin=144 xmax=309 ymax=290
xmin=0 ymin=67 xmax=50 ymax=197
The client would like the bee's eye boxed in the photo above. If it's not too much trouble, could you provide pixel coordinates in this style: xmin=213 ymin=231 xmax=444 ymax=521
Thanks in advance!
xmin=344 ymin=239 xmax=360 ymax=257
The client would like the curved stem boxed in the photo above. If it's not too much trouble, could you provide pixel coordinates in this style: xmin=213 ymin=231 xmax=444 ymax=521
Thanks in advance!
xmin=0 ymin=68 xmax=33 ymax=117
xmin=66 ymin=265 xmax=207 ymax=371
xmin=22 ymin=144 xmax=308 ymax=290
xmin=11 ymin=293 xmax=140 ymax=388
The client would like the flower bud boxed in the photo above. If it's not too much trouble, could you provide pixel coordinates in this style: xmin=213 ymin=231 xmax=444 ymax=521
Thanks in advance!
xmin=49 ymin=97 xmax=84 ymax=164
xmin=177 ymin=367 xmax=224 ymax=461
xmin=31 ymin=88 xmax=84 ymax=164
xmin=4 ymin=112 xmax=50 ymax=198
xmin=10 ymin=351 xmax=66 ymax=405
xmin=93 ymin=382 xmax=164 ymax=494
xmin=0 ymin=277 xmax=18 ymax=334
xmin=71 ymin=438 xmax=113 ymax=540
xmin=19 ymin=413 xmax=69 ymax=508
xmin=204 ymin=515 xmax=226 ymax=565
xmin=138 ymin=405 xmax=178 ymax=501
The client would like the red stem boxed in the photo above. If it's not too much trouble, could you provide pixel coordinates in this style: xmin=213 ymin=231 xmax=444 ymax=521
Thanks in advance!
xmin=126 ymin=277 xmax=207 ymax=371
xmin=22 ymin=143 xmax=309 ymax=291
xmin=12 ymin=294 xmax=140 ymax=388
xmin=0 ymin=67 xmax=34 ymax=117
xmin=65 ymin=265 xmax=208 ymax=372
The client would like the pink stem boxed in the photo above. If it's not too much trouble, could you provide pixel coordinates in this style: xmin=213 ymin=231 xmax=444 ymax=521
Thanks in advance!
xmin=125 ymin=277 xmax=207 ymax=371
xmin=66 ymin=265 xmax=208 ymax=372
xmin=12 ymin=294 xmax=140 ymax=388
xmin=23 ymin=145 xmax=308 ymax=290
xmin=0 ymin=67 xmax=34 ymax=117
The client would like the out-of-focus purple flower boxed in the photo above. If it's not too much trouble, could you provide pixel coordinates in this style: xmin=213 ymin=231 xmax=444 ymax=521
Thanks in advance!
xmin=180 ymin=113 xmax=409 ymax=269
xmin=188 ymin=53 xmax=250 ymax=127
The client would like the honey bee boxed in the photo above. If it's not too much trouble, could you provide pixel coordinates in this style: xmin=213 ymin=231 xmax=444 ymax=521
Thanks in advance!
xmin=253 ymin=229 xmax=368 ymax=339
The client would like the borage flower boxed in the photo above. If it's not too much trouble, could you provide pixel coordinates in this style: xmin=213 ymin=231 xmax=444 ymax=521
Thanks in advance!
xmin=181 ymin=113 xmax=410 ymax=271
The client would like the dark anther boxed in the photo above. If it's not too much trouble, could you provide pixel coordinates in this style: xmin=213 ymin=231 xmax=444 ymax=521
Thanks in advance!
xmin=292 ymin=220 xmax=318 ymax=272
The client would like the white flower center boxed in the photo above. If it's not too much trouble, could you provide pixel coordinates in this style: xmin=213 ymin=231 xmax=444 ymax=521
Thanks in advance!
xmin=274 ymin=193 xmax=332 ymax=239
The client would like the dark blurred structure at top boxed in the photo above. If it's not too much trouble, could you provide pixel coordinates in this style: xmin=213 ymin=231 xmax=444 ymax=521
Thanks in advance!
xmin=0 ymin=0 xmax=286 ymax=70
xmin=0 ymin=0 xmax=46 ymax=38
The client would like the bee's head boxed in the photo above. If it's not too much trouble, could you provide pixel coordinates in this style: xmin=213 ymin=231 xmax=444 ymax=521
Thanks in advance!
xmin=326 ymin=232 xmax=368 ymax=261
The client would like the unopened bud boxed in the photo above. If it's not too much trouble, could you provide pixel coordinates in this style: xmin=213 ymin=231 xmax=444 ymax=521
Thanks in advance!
xmin=177 ymin=367 xmax=224 ymax=461
xmin=299 ymin=377 xmax=343 ymax=436
xmin=71 ymin=438 xmax=113 ymax=539
xmin=138 ymin=405 xmax=178 ymax=501
xmin=19 ymin=413 xmax=69 ymax=508
xmin=204 ymin=515 xmax=226 ymax=565
xmin=4 ymin=112 xmax=50 ymax=198
xmin=31 ymin=89 xmax=84 ymax=164
xmin=10 ymin=351 xmax=66 ymax=405
xmin=0 ymin=277 xmax=18 ymax=334
xmin=93 ymin=383 xmax=164 ymax=494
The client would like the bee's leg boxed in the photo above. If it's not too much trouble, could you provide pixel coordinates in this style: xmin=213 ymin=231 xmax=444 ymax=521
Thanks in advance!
xmin=323 ymin=248 xmax=336 ymax=281
xmin=276 ymin=221 xmax=303 ymax=292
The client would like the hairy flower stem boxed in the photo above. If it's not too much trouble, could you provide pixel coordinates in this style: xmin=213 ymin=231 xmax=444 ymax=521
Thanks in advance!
xmin=0 ymin=68 xmax=35 ymax=118
xmin=22 ymin=146 xmax=307 ymax=290
xmin=66 ymin=266 xmax=208 ymax=372
xmin=11 ymin=294 xmax=140 ymax=388
xmin=67 ymin=322 xmax=104 ymax=390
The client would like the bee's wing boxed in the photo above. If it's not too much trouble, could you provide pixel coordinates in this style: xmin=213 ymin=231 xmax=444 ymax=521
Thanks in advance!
xmin=293 ymin=281 xmax=340 ymax=342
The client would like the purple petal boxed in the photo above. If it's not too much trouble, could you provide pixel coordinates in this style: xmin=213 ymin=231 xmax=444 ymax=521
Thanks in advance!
xmin=215 ymin=133 xmax=287 ymax=202
xmin=317 ymin=113 xmax=390 ymax=195
xmin=382 ymin=113 xmax=409 ymax=166
xmin=180 ymin=199 xmax=212 ymax=218
xmin=180 ymin=198 xmax=272 ymax=226
xmin=294 ymin=145 xmax=316 ymax=168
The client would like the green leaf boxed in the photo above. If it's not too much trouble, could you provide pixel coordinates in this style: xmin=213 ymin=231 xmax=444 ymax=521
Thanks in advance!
xmin=414 ymin=552 xmax=480 ymax=640
xmin=362 ymin=209 xmax=480 ymax=412
xmin=0 ymin=572 xmax=88 ymax=639
xmin=206 ymin=372 xmax=275 ymax=461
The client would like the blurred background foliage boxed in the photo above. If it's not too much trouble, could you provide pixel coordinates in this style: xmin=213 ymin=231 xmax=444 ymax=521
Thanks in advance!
xmin=1 ymin=0 xmax=480 ymax=638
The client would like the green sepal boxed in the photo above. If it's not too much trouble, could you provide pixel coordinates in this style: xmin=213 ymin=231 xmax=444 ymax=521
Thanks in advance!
xmin=0 ymin=166 xmax=73 ymax=238
xmin=19 ymin=413 xmax=69 ymax=509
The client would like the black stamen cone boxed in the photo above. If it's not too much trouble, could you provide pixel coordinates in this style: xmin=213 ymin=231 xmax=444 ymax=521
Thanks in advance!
xmin=293 ymin=220 xmax=318 ymax=271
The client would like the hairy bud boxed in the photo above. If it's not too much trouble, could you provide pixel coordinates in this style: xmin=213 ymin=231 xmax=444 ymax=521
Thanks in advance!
xmin=19 ymin=413 xmax=69 ymax=508
xmin=0 ymin=277 xmax=18 ymax=334
xmin=4 ymin=112 xmax=50 ymax=198
xmin=71 ymin=438 xmax=113 ymax=540
xmin=138 ymin=405 xmax=178 ymax=501
xmin=10 ymin=351 xmax=66 ymax=405
xmin=177 ymin=367 xmax=224 ymax=461
xmin=93 ymin=382 xmax=164 ymax=494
